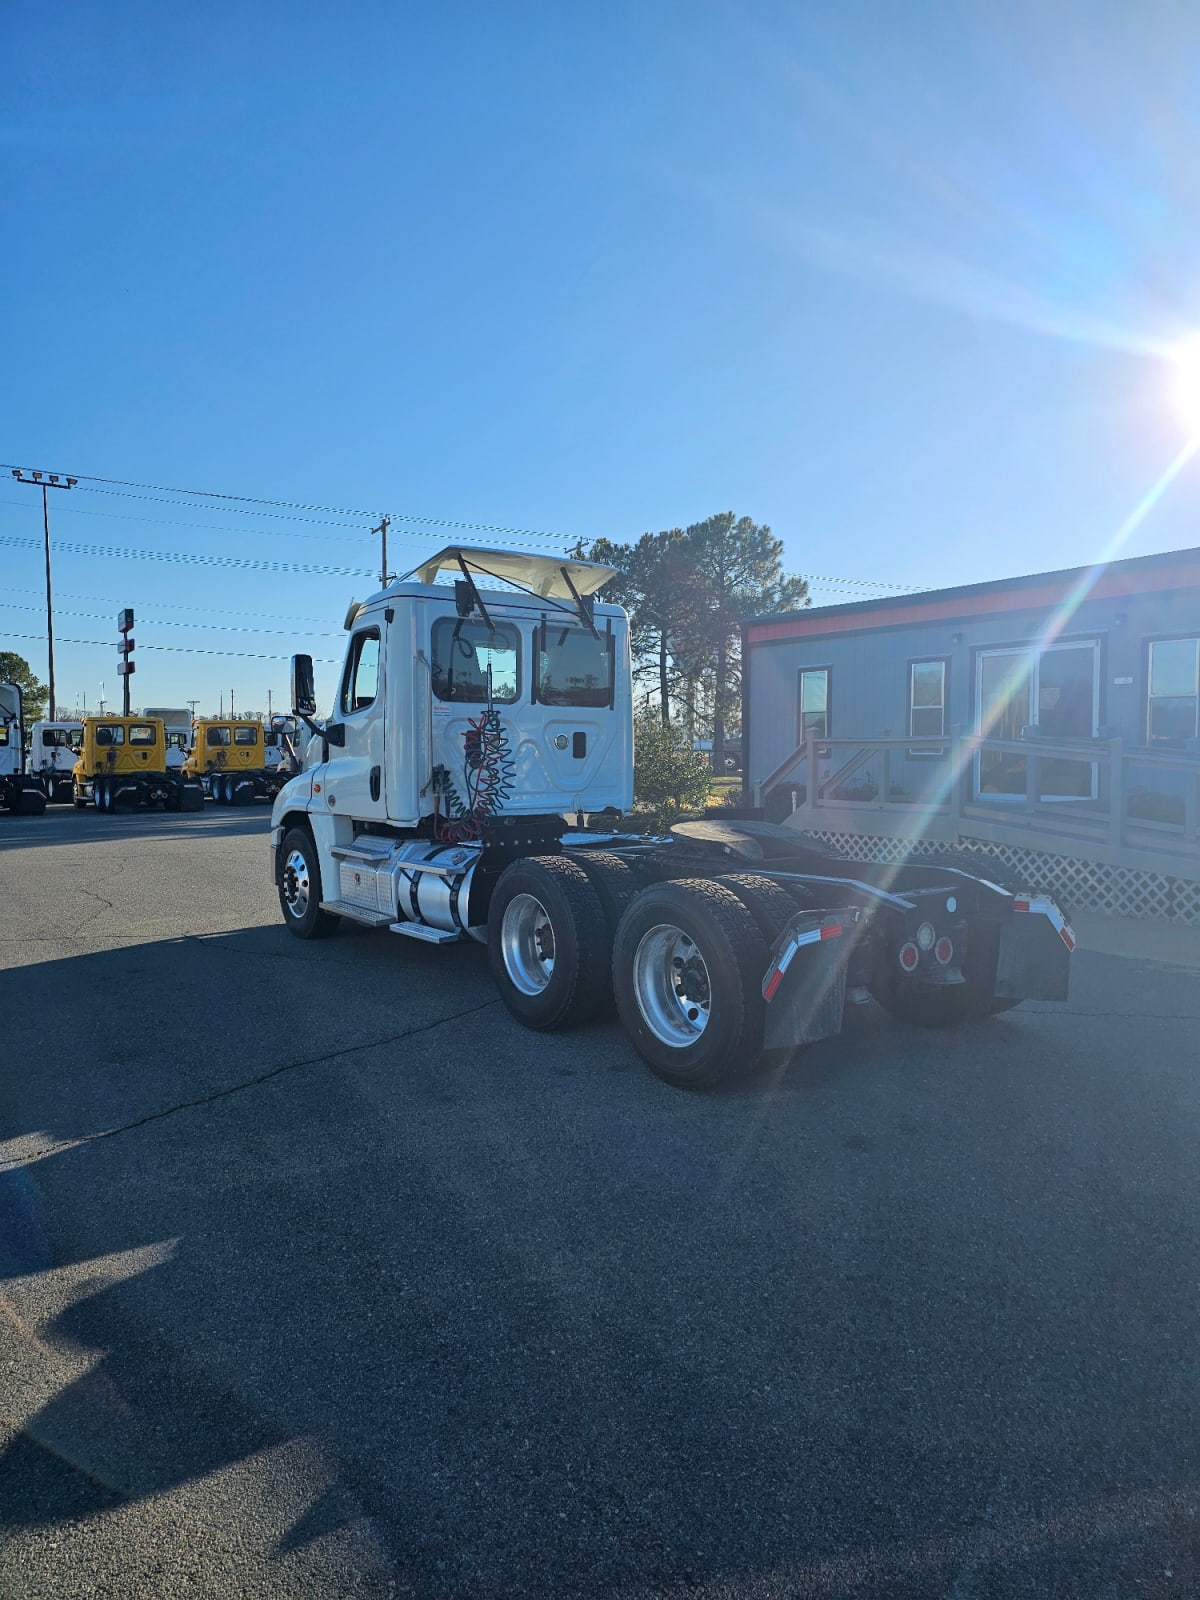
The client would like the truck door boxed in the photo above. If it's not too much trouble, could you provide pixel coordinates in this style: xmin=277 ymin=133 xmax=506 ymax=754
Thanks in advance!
xmin=323 ymin=619 xmax=388 ymax=821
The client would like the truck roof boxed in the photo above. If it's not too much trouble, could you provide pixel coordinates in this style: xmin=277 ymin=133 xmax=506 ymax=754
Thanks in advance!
xmin=398 ymin=545 xmax=617 ymax=600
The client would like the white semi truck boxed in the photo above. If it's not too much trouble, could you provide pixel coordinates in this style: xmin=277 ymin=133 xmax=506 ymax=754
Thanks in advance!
xmin=269 ymin=546 xmax=1074 ymax=1088
xmin=0 ymin=683 xmax=48 ymax=815
xmin=28 ymin=719 xmax=84 ymax=802
xmin=142 ymin=707 xmax=193 ymax=770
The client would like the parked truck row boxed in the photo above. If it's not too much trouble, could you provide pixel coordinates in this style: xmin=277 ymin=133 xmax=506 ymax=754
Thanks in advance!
xmin=266 ymin=545 xmax=1074 ymax=1089
xmin=0 ymin=690 xmax=303 ymax=815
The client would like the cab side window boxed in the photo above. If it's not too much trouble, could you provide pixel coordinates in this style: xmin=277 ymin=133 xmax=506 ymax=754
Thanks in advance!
xmin=207 ymin=727 xmax=231 ymax=747
xmin=234 ymin=726 xmax=259 ymax=746
xmin=341 ymin=629 xmax=381 ymax=715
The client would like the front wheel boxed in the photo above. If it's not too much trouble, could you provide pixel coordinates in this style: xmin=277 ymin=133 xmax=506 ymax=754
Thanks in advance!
xmin=612 ymin=878 xmax=769 ymax=1089
xmin=488 ymin=856 xmax=608 ymax=1030
xmin=278 ymin=827 xmax=340 ymax=939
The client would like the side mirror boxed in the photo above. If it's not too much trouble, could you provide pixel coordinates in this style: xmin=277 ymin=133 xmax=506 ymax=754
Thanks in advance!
xmin=291 ymin=654 xmax=317 ymax=717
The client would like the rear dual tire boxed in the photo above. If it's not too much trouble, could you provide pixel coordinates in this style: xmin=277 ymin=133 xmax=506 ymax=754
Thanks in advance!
xmin=612 ymin=879 xmax=770 ymax=1090
xmin=488 ymin=857 xmax=609 ymax=1030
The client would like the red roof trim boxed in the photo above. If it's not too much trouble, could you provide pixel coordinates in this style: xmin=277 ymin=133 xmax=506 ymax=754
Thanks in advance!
xmin=746 ymin=559 xmax=1200 ymax=647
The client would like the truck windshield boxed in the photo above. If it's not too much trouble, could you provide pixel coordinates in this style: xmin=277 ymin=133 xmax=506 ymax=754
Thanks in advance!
xmin=537 ymin=625 xmax=614 ymax=707
xmin=42 ymin=728 xmax=81 ymax=749
xmin=431 ymin=619 xmax=520 ymax=704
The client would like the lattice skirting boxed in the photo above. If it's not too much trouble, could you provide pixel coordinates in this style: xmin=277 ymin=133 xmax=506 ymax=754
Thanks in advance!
xmin=801 ymin=830 xmax=1200 ymax=924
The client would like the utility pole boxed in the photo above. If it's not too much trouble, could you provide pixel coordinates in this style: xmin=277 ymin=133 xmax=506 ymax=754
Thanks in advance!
xmin=267 ymin=687 xmax=273 ymax=719
xmin=187 ymin=699 xmax=199 ymax=723
xmin=12 ymin=468 xmax=77 ymax=718
xmin=371 ymin=514 xmax=392 ymax=589
xmin=230 ymin=688 xmax=235 ymax=717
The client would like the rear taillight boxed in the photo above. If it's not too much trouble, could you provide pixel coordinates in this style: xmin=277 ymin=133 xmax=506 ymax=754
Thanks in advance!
xmin=934 ymin=936 xmax=954 ymax=965
xmin=898 ymin=941 xmax=920 ymax=973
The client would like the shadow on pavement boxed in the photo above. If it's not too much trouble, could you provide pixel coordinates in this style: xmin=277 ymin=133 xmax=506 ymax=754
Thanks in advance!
xmin=3 ymin=931 xmax=1200 ymax=1596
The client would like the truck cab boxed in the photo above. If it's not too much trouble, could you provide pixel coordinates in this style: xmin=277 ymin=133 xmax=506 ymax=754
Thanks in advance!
xmin=186 ymin=718 xmax=289 ymax=804
xmin=29 ymin=720 xmax=84 ymax=802
xmin=0 ymin=683 xmax=47 ymax=815
xmin=275 ymin=545 xmax=632 ymax=838
xmin=73 ymin=716 xmax=203 ymax=812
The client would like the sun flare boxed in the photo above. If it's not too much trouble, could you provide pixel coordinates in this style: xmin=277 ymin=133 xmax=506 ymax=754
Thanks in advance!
xmin=1173 ymin=340 xmax=1200 ymax=436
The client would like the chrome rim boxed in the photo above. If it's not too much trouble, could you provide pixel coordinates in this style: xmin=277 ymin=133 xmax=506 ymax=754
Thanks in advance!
xmin=282 ymin=848 xmax=312 ymax=919
xmin=632 ymin=923 xmax=712 ymax=1048
xmin=501 ymin=893 xmax=556 ymax=995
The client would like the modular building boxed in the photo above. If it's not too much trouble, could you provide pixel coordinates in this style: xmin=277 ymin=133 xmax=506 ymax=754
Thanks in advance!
xmin=744 ymin=546 xmax=1200 ymax=921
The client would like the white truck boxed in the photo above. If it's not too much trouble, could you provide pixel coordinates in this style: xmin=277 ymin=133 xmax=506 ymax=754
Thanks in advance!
xmin=142 ymin=707 xmax=193 ymax=770
xmin=0 ymin=683 xmax=48 ymax=815
xmin=28 ymin=719 xmax=84 ymax=802
xmin=269 ymin=546 xmax=1074 ymax=1088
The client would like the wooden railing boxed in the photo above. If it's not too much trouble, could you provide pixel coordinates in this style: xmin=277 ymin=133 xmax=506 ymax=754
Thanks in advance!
xmin=754 ymin=729 xmax=1200 ymax=873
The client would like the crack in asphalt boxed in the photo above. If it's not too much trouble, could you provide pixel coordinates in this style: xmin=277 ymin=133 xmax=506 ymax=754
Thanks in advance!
xmin=0 ymin=998 xmax=502 ymax=1172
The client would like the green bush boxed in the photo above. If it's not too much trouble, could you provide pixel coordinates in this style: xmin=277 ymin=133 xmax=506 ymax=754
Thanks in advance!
xmin=633 ymin=712 xmax=714 ymax=830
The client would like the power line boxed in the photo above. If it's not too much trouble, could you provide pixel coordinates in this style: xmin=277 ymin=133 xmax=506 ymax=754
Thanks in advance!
xmin=0 ymin=600 xmax=343 ymax=638
xmin=0 ymin=465 xmax=921 ymax=593
xmin=0 ymin=532 xmax=376 ymax=579
xmin=0 ymin=494 xmax=367 ymax=541
xmin=4 ymin=583 xmax=335 ymax=625
xmin=4 ymin=630 xmax=341 ymax=664
xmin=0 ymin=462 xmax=575 ymax=545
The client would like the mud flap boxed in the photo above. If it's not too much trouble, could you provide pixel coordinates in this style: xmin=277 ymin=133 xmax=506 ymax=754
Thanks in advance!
xmin=995 ymin=899 xmax=1073 ymax=1002
xmin=760 ymin=911 xmax=853 ymax=1051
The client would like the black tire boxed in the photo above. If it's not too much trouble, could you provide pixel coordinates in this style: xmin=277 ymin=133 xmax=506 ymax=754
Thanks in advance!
xmin=180 ymin=780 xmax=204 ymax=812
xmin=571 ymin=852 xmax=644 ymax=1008
xmin=488 ymin=856 xmax=609 ymax=1030
xmin=870 ymin=973 xmax=1021 ymax=1028
xmin=714 ymin=873 xmax=802 ymax=941
xmin=73 ymin=784 xmax=87 ymax=810
xmin=95 ymin=777 xmax=110 ymax=813
xmin=612 ymin=878 xmax=769 ymax=1089
xmin=278 ymin=826 xmax=340 ymax=939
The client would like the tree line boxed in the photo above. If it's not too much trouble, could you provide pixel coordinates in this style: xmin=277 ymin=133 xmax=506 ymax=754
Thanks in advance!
xmin=571 ymin=510 xmax=809 ymax=771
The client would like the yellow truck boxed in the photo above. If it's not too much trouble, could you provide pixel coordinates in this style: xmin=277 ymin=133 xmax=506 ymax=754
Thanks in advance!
xmin=185 ymin=718 xmax=293 ymax=804
xmin=72 ymin=716 xmax=205 ymax=813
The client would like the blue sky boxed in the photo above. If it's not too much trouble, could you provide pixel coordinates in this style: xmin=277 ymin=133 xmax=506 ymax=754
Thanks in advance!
xmin=4 ymin=0 xmax=1200 ymax=714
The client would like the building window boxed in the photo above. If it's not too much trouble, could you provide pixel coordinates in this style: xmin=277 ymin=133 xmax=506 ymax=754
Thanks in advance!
xmin=341 ymin=628 xmax=382 ymax=715
xmin=797 ymin=668 xmax=829 ymax=744
xmin=1148 ymin=637 xmax=1200 ymax=747
xmin=909 ymin=659 xmax=947 ymax=750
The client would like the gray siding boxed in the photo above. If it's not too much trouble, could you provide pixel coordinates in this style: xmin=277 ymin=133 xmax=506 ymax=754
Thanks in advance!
xmin=748 ymin=581 xmax=1200 ymax=792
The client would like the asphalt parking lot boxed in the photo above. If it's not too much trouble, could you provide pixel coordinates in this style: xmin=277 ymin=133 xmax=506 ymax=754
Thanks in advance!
xmin=2 ymin=808 xmax=1200 ymax=1599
